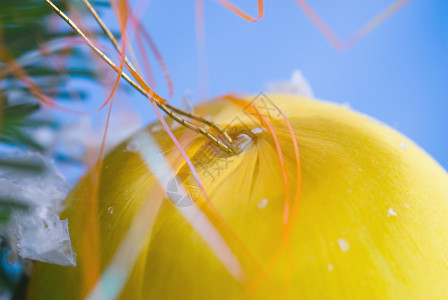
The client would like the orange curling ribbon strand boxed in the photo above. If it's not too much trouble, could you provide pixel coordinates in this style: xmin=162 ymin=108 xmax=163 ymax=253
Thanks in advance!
xmin=82 ymin=0 xmax=129 ymax=296
xmin=128 ymin=9 xmax=174 ymax=100
xmin=222 ymin=94 xmax=302 ymax=299
xmin=216 ymin=0 xmax=264 ymax=22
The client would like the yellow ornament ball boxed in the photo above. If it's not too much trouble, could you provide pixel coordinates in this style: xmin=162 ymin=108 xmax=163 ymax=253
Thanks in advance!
xmin=27 ymin=94 xmax=448 ymax=299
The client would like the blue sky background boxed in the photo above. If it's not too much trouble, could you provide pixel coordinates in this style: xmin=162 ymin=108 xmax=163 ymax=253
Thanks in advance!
xmin=98 ymin=0 xmax=448 ymax=168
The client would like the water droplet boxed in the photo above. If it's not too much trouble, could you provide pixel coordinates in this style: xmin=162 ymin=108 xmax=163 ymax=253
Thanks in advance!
xmin=107 ymin=206 xmax=114 ymax=214
xmin=348 ymin=188 xmax=352 ymax=194
xmin=337 ymin=238 xmax=350 ymax=252
xmin=327 ymin=263 xmax=334 ymax=272
xmin=258 ymin=198 xmax=268 ymax=210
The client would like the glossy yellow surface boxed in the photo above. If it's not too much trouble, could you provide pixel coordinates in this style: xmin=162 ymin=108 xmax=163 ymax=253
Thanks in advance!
xmin=28 ymin=95 xmax=448 ymax=299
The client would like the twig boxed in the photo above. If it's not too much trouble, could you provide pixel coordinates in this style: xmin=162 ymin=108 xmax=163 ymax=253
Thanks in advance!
xmin=81 ymin=0 xmax=136 ymax=73
xmin=81 ymin=0 xmax=233 ymax=146
xmin=43 ymin=0 xmax=235 ymax=153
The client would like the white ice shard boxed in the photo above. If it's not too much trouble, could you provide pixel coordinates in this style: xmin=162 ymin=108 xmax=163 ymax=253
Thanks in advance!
xmin=0 ymin=149 xmax=76 ymax=266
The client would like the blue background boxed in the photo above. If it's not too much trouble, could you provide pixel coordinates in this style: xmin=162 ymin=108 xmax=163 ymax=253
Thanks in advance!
xmin=105 ymin=0 xmax=448 ymax=168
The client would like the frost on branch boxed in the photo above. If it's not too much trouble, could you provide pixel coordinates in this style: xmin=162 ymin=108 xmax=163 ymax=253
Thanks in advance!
xmin=0 ymin=149 xmax=76 ymax=267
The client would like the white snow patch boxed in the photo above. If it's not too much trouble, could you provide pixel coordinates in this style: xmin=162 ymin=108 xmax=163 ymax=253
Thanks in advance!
xmin=151 ymin=124 xmax=163 ymax=132
xmin=0 ymin=150 xmax=76 ymax=266
xmin=387 ymin=207 xmax=397 ymax=217
xmin=337 ymin=238 xmax=350 ymax=252
xmin=267 ymin=70 xmax=314 ymax=97
xmin=34 ymin=127 xmax=55 ymax=148
xmin=251 ymin=128 xmax=265 ymax=134
xmin=398 ymin=142 xmax=408 ymax=151
xmin=365 ymin=115 xmax=380 ymax=124
xmin=257 ymin=198 xmax=268 ymax=210
xmin=125 ymin=140 xmax=140 ymax=152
